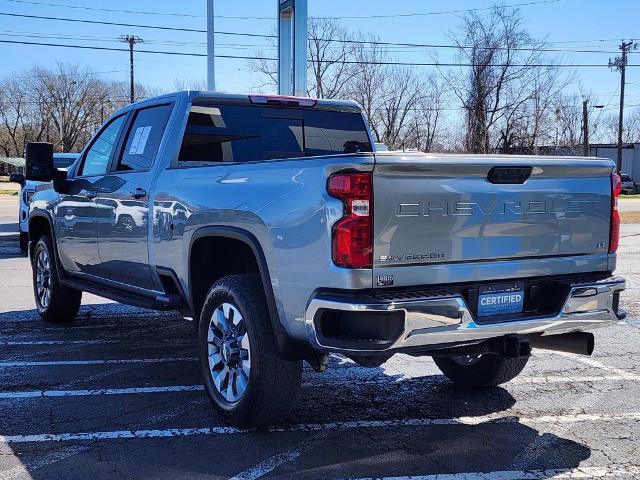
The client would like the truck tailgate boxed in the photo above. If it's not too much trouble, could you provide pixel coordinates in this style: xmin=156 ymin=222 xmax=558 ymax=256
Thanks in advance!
xmin=373 ymin=153 xmax=614 ymax=271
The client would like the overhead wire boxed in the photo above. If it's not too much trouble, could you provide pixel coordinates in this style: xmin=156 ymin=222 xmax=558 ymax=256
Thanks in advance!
xmin=0 ymin=0 xmax=563 ymax=20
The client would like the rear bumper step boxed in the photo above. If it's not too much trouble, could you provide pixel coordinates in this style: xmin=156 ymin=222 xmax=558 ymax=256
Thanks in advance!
xmin=304 ymin=276 xmax=625 ymax=355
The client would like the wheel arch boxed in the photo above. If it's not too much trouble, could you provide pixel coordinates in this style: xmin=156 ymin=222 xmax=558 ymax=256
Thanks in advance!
xmin=188 ymin=226 xmax=312 ymax=360
xmin=28 ymin=212 xmax=55 ymax=260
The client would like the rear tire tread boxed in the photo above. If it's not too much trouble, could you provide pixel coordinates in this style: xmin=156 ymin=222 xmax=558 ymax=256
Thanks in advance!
xmin=433 ymin=354 xmax=529 ymax=388
xmin=198 ymin=274 xmax=302 ymax=427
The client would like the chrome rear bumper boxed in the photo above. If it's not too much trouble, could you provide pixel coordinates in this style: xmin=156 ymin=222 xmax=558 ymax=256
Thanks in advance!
xmin=304 ymin=276 xmax=626 ymax=354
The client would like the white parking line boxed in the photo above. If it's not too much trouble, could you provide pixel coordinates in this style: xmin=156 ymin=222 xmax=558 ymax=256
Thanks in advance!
xmin=1 ymin=373 xmax=638 ymax=401
xmin=515 ymin=374 xmax=640 ymax=383
xmin=552 ymin=351 xmax=638 ymax=379
xmin=0 ymin=445 xmax=89 ymax=480
xmin=304 ymin=374 xmax=640 ymax=386
xmin=3 ymin=372 xmax=639 ymax=401
xmin=0 ymin=357 xmax=197 ymax=367
xmin=228 ymin=449 xmax=302 ymax=480
xmin=2 ymin=412 xmax=639 ymax=444
xmin=343 ymin=466 xmax=640 ymax=479
xmin=0 ymin=385 xmax=204 ymax=399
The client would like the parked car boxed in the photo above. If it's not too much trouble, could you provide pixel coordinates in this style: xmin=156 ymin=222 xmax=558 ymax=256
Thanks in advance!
xmin=24 ymin=91 xmax=626 ymax=427
xmin=620 ymin=173 xmax=638 ymax=194
xmin=10 ymin=153 xmax=79 ymax=250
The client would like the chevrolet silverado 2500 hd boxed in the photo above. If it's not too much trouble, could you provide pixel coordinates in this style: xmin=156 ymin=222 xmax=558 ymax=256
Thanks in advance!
xmin=24 ymin=91 xmax=626 ymax=427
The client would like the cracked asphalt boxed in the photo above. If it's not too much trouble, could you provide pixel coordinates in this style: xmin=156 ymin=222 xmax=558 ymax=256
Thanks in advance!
xmin=0 ymin=196 xmax=639 ymax=479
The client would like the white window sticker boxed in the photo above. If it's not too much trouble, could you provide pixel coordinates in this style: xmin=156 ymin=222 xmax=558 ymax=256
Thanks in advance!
xmin=128 ymin=126 xmax=152 ymax=155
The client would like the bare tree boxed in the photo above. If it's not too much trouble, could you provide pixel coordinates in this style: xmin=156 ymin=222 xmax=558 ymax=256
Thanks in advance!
xmin=446 ymin=7 xmax=562 ymax=153
xmin=248 ymin=18 xmax=357 ymax=99
xmin=0 ymin=76 xmax=47 ymax=156
xmin=595 ymin=108 xmax=640 ymax=144
xmin=410 ymin=75 xmax=447 ymax=152
xmin=173 ymin=78 xmax=208 ymax=92
xmin=345 ymin=35 xmax=389 ymax=142
xmin=0 ymin=63 xmax=159 ymax=156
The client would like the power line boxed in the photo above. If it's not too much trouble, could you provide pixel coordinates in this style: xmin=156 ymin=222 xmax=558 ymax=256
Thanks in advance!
xmin=0 ymin=0 xmax=562 ymax=20
xmin=0 ymin=29 xmax=627 ymax=55
xmin=0 ymin=11 xmax=219 ymax=35
xmin=315 ymin=0 xmax=563 ymax=19
xmin=4 ymin=38 xmax=640 ymax=69
xmin=0 ymin=69 xmax=128 ymax=80
xmin=1 ymin=0 xmax=204 ymax=18
xmin=1 ymin=12 xmax=635 ymax=56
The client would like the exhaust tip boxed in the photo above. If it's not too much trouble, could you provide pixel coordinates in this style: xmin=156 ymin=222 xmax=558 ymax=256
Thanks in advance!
xmin=530 ymin=332 xmax=594 ymax=356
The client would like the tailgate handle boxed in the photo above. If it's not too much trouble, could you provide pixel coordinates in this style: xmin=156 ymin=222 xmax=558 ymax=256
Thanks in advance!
xmin=487 ymin=166 xmax=532 ymax=184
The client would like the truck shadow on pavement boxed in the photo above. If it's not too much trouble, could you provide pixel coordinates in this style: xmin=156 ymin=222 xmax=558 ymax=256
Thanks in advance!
xmin=0 ymin=305 xmax=591 ymax=479
xmin=0 ymin=232 xmax=26 ymax=259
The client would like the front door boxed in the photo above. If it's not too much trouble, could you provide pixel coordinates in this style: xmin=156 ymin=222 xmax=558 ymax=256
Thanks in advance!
xmin=95 ymin=103 xmax=173 ymax=290
xmin=55 ymin=114 xmax=128 ymax=276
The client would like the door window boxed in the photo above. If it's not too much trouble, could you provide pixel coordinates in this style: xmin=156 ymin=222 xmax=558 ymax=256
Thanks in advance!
xmin=117 ymin=104 xmax=173 ymax=171
xmin=80 ymin=115 xmax=127 ymax=176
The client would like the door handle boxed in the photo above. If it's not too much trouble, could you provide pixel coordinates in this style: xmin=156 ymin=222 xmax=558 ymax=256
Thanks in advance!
xmin=130 ymin=188 xmax=147 ymax=199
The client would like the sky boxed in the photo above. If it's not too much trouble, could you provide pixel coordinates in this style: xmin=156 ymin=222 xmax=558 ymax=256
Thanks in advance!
xmin=0 ymin=0 xmax=639 ymax=118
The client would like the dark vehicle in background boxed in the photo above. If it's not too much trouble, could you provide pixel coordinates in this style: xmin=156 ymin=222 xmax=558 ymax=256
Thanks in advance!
xmin=10 ymin=153 xmax=78 ymax=250
xmin=620 ymin=173 xmax=638 ymax=195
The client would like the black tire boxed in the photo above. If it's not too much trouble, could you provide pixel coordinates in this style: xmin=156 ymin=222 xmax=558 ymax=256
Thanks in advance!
xmin=198 ymin=274 xmax=302 ymax=427
xmin=19 ymin=231 xmax=28 ymax=252
xmin=433 ymin=354 xmax=529 ymax=388
xmin=32 ymin=235 xmax=82 ymax=323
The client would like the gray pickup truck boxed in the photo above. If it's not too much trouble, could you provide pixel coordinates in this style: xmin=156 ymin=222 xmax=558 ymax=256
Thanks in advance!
xmin=24 ymin=91 xmax=626 ymax=427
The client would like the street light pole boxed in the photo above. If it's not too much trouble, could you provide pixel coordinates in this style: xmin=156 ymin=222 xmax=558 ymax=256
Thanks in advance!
xmin=207 ymin=0 xmax=215 ymax=91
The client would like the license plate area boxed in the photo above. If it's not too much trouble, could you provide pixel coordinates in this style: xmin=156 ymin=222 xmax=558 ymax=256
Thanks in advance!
xmin=477 ymin=282 xmax=524 ymax=317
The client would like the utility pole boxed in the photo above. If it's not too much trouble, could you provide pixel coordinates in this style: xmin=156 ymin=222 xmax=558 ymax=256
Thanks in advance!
xmin=207 ymin=0 xmax=215 ymax=90
xmin=120 ymin=35 xmax=143 ymax=103
xmin=582 ymin=99 xmax=589 ymax=156
xmin=609 ymin=40 xmax=638 ymax=172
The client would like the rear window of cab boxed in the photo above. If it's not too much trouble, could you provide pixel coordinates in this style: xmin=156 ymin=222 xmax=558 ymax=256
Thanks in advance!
xmin=178 ymin=104 xmax=372 ymax=164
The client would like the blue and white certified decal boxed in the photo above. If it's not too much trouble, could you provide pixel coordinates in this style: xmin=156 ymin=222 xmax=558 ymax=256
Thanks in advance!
xmin=478 ymin=283 xmax=524 ymax=317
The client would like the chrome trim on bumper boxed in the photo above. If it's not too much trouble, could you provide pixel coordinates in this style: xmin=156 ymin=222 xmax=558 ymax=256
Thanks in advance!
xmin=304 ymin=277 xmax=626 ymax=354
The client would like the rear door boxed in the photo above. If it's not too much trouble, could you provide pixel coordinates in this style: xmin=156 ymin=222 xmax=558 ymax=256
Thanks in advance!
xmin=95 ymin=103 xmax=173 ymax=289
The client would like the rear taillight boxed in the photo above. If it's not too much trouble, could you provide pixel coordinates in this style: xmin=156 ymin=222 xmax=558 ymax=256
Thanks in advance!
xmin=610 ymin=173 xmax=621 ymax=253
xmin=327 ymin=172 xmax=373 ymax=269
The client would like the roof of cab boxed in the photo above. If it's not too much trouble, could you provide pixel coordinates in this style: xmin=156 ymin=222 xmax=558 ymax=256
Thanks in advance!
xmin=107 ymin=90 xmax=362 ymax=123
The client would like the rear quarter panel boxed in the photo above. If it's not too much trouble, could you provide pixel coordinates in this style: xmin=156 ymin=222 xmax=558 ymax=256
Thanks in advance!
xmin=151 ymin=154 xmax=374 ymax=341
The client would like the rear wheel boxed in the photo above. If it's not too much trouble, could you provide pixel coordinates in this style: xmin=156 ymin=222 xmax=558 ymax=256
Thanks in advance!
xmin=433 ymin=353 xmax=529 ymax=388
xmin=198 ymin=274 xmax=302 ymax=427
xmin=32 ymin=235 xmax=82 ymax=323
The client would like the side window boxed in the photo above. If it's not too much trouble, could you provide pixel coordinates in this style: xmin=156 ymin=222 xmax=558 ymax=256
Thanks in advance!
xmin=178 ymin=105 xmax=304 ymax=164
xmin=80 ymin=115 xmax=127 ymax=176
xmin=117 ymin=104 xmax=173 ymax=171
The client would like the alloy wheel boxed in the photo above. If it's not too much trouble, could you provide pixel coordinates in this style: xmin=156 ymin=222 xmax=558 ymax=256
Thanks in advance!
xmin=35 ymin=249 xmax=51 ymax=309
xmin=207 ymin=302 xmax=251 ymax=403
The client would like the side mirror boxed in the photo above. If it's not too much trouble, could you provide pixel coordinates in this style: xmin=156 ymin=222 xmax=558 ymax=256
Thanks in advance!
xmin=52 ymin=168 xmax=72 ymax=195
xmin=25 ymin=142 xmax=54 ymax=182
xmin=9 ymin=173 xmax=25 ymax=187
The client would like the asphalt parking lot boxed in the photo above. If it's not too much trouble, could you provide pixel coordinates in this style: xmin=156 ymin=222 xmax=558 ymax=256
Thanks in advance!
xmin=0 ymin=195 xmax=639 ymax=479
